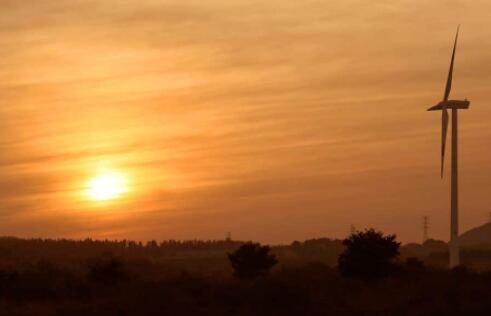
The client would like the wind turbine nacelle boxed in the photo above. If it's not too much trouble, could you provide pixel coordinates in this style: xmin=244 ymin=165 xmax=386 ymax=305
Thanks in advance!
xmin=427 ymin=100 xmax=470 ymax=111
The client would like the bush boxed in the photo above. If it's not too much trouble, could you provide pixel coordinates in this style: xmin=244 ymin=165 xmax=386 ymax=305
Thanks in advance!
xmin=338 ymin=229 xmax=400 ymax=280
xmin=228 ymin=242 xmax=278 ymax=279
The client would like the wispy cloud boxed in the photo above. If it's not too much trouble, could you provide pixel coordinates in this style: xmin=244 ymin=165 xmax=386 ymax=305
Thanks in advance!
xmin=0 ymin=0 xmax=490 ymax=243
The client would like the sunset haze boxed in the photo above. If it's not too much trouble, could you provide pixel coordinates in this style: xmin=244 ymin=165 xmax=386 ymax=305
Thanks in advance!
xmin=1 ymin=0 xmax=491 ymax=244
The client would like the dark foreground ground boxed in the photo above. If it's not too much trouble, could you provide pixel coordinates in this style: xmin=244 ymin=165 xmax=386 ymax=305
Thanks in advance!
xmin=1 ymin=259 xmax=491 ymax=316
xmin=1 ymin=237 xmax=491 ymax=315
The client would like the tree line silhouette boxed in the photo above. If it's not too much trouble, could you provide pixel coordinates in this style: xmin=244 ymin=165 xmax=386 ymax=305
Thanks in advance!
xmin=0 ymin=230 xmax=491 ymax=315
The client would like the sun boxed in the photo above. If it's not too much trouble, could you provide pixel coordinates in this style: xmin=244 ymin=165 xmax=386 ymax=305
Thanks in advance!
xmin=87 ymin=172 xmax=126 ymax=201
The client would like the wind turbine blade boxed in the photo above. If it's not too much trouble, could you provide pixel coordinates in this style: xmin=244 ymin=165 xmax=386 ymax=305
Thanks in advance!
xmin=444 ymin=26 xmax=459 ymax=101
xmin=441 ymin=107 xmax=449 ymax=178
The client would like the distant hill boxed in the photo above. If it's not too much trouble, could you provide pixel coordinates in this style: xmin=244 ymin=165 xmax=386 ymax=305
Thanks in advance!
xmin=400 ymin=239 xmax=448 ymax=259
xmin=459 ymin=222 xmax=491 ymax=248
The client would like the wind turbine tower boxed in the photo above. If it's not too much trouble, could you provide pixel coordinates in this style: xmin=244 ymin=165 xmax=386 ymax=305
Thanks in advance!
xmin=428 ymin=26 xmax=470 ymax=268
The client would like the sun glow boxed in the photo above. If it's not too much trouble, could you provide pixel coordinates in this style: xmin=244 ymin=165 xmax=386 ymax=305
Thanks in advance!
xmin=87 ymin=172 xmax=127 ymax=201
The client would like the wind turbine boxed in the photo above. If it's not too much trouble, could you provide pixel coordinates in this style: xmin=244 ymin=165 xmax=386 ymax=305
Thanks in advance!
xmin=427 ymin=26 xmax=469 ymax=268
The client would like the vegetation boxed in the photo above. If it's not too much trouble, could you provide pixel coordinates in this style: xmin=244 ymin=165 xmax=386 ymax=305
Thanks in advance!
xmin=0 ymin=234 xmax=490 ymax=315
xmin=228 ymin=242 xmax=278 ymax=279
xmin=338 ymin=229 xmax=400 ymax=279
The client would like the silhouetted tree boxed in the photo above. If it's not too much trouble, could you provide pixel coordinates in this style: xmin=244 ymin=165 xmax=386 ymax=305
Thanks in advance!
xmin=228 ymin=242 xmax=278 ymax=279
xmin=338 ymin=229 xmax=400 ymax=280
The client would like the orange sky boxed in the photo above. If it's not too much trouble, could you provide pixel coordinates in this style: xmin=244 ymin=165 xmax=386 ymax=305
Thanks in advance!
xmin=1 ymin=0 xmax=491 ymax=244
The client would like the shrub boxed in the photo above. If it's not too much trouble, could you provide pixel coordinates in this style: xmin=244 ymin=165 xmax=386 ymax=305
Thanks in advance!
xmin=338 ymin=229 xmax=400 ymax=280
xmin=228 ymin=242 xmax=278 ymax=279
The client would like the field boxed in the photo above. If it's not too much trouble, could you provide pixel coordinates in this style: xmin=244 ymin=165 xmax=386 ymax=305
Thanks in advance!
xmin=0 ymin=237 xmax=491 ymax=315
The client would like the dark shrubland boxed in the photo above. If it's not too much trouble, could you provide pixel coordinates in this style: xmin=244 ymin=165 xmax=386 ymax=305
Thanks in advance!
xmin=0 ymin=236 xmax=490 ymax=315
xmin=86 ymin=255 xmax=126 ymax=284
